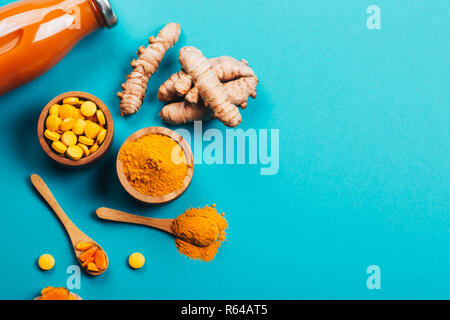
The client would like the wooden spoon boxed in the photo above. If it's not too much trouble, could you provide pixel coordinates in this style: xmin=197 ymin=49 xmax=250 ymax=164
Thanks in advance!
xmin=31 ymin=174 xmax=108 ymax=276
xmin=96 ymin=207 xmax=218 ymax=247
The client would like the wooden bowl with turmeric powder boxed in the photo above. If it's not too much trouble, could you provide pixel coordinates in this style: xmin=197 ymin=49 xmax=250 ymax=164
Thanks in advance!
xmin=116 ymin=127 xmax=194 ymax=205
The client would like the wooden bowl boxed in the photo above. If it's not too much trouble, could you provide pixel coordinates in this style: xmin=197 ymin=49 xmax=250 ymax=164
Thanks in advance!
xmin=116 ymin=127 xmax=194 ymax=205
xmin=38 ymin=91 xmax=114 ymax=168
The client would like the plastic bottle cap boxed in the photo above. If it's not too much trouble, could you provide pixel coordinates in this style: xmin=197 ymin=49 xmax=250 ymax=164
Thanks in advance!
xmin=94 ymin=0 xmax=118 ymax=28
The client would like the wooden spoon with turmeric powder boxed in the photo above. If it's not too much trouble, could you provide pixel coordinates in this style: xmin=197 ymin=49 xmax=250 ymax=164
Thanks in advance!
xmin=31 ymin=174 xmax=109 ymax=276
xmin=96 ymin=207 xmax=219 ymax=247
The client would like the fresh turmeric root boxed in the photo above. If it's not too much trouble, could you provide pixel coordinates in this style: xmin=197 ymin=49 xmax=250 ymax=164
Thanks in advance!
xmin=160 ymin=76 xmax=258 ymax=125
xmin=157 ymin=71 xmax=193 ymax=102
xmin=158 ymin=56 xmax=255 ymax=102
xmin=178 ymin=47 xmax=242 ymax=127
xmin=117 ymin=23 xmax=181 ymax=116
xmin=160 ymin=101 xmax=214 ymax=125
xmin=185 ymin=76 xmax=258 ymax=108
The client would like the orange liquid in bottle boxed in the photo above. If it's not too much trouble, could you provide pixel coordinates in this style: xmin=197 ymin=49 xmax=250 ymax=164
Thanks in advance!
xmin=0 ymin=0 xmax=116 ymax=95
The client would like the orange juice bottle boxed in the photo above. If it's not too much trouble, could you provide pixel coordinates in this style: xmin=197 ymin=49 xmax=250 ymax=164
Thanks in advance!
xmin=0 ymin=0 xmax=117 ymax=95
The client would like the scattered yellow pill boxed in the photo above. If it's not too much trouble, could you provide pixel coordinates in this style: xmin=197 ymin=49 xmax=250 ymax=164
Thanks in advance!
xmin=61 ymin=131 xmax=78 ymax=146
xmin=52 ymin=141 xmax=67 ymax=154
xmin=66 ymin=145 xmax=83 ymax=160
xmin=96 ymin=110 xmax=106 ymax=126
xmin=128 ymin=252 xmax=145 ymax=269
xmin=80 ymin=101 xmax=97 ymax=117
xmin=44 ymin=130 xmax=60 ymax=141
xmin=46 ymin=115 xmax=61 ymax=131
xmin=59 ymin=104 xmax=74 ymax=120
xmin=63 ymin=97 xmax=79 ymax=105
xmin=60 ymin=118 xmax=75 ymax=131
xmin=89 ymin=143 xmax=99 ymax=154
xmin=72 ymin=119 xmax=86 ymax=135
xmin=49 ymin=104 xmax=60 ymax=117
xmin=96 ymin=128 xmax=107 ymax=145
xmin=78 ymin=136 xmax=95 ymax=146
xmin=84 ymin=121 xmax=102 ymax=139
xmin=77 ymin=143 xmax=90 ymax=157
xmin=38 ymin=254 xmax=55 ymax=271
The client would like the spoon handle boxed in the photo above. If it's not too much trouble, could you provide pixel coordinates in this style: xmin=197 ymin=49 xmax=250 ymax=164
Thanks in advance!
xmin=96 ymin=207 xmax=173 ymax=233
xmin=30 ymin=174 xmax=83 ymax=244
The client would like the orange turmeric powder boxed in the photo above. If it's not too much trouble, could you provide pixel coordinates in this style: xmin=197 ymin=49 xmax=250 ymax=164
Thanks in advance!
xmin=39 ymin=287 xmax=77 ymax=300
xmin=171 ymin=216 xmax=219 ymax=247
xmin=118 ymin=134 xmax=188 ymax=197
xmin=171 ymin=205 xmax=228 ymax=262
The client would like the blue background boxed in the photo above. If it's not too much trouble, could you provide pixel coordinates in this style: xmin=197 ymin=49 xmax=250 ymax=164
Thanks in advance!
xmin=0 ymin=0 xmax=448 ymax=299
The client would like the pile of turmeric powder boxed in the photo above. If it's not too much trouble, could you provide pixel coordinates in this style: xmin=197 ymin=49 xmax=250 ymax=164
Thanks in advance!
xmin=38 ymin=287 xmax=79 ymax=300
xmin=118 ymin=133 xmax=188 ymax=197
xmin=171 ymin=205 xmax=228 ymax=262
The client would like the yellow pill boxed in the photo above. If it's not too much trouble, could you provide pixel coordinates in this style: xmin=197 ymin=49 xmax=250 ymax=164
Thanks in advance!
xmin=78 ymin=136 xmax=95 ymax=146
xmin=96 ymin=129 xmax=107 ymax=145
xmin=59 ymin=104 xmax=74 ymax=120
xmin=80 ymin=101 xmax=97 ymax=117
xmin=72 ymin=119 xmax=86 ymax=135
xmin=75 ymin=100 xmax=85 ymax=106
xmin=61 ymin=131 xmax=77 ymax=146
xmin=72 ymin=107 xmax=85 ymax=120
xmin=77 ymin=143 xmax=90 ymax=157
xmin=96 ymin=110 xmax=106 ymax=126
xmin=63 ymin=97 xmax=79 ymax=105
xmin=46 ymin=115 xmax=61 ymax=131
xmin=38 ymin=254 xmax=55 ymax=271
xmin=60 ymin=118 xmax=75 ymax=131
xmin=44 ymin=130 xmax=60 ymax=141
xmin=49 ymin=104 xmax=60 ymax=116
xmin=89 ymin=143 xmax=99 ymax=154
xmin=67 ymin=145 xmax=83 ymax=160
xmin=84 ymin=121 xmax=102 ymax=139
xmin=128 ymin=252 xmax=145 ymax=269
xmin=52 ymin=141 xmax=67 ymax=154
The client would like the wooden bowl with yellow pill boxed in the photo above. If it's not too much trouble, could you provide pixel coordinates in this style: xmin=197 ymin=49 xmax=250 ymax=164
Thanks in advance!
xmin=38 ymin=91 xmax=114 ymax=168
xmin=116 ymin=127 xmax=194 ymax=205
